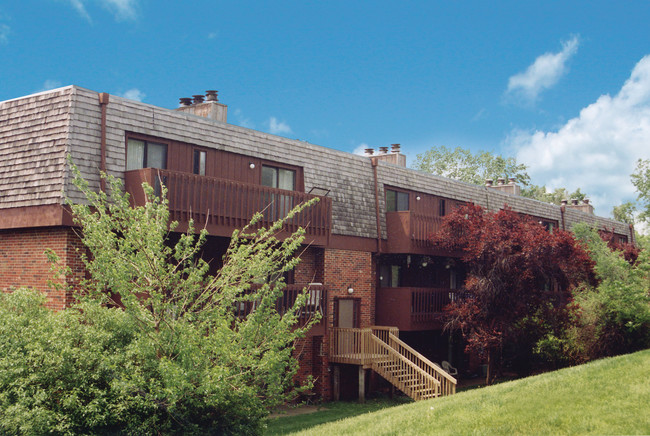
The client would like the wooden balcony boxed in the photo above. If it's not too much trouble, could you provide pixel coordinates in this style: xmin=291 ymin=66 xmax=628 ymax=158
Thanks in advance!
xmin=235 ymin=284 xmax=327 ymax=335
xmin=375 ymin=287 xmax=454 ymax=331
xmin=125 ymin=168 xmax=332 ymax=245
xmin=385 ymin=211 xmax=444 ymax=253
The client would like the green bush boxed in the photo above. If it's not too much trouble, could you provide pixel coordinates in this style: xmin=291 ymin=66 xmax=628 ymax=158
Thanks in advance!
xmin=0 ymin=165 xmax=319 ymax=435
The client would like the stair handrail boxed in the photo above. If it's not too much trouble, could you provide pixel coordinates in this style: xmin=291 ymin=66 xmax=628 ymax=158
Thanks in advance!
xmin=387 ymin=332 xmax=457 ymax=395
xmin=368 ymin=334 xmax=440 ymax=400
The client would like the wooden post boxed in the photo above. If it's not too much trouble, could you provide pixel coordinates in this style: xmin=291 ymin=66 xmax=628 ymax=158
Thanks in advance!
xmin=358 ymin=367 xmax=366 ymax=403
xmin=333 ymin=365 xmax=340 ymax=401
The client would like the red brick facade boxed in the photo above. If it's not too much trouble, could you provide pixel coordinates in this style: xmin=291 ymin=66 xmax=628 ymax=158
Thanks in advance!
xmin=0 ymin=227 xmax=84 ymax=310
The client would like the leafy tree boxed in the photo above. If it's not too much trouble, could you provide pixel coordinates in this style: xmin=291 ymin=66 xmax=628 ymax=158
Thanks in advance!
xmin=568 ymin=224 xmax=650 ymax=360
xmin=0 ymin=167 xmax=319 ymax=435
xmin=631 ymin=158 xmax=650 ymax=223
xmin=413 ymin=145 xmax=590 ymax=205
xmin=520 ymin=185 xmax=587 ymax=206
xmin=412 ymin=145 xmax=531 ymax=186
xmin=431 ymin=204 xmax=596 ymax=383
xmin=612 ymin=201 xmax=637 ymax=225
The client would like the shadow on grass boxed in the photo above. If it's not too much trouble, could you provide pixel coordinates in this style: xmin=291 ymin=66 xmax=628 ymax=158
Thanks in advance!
xmin=264 ymin=395 xmax=412 ymax=436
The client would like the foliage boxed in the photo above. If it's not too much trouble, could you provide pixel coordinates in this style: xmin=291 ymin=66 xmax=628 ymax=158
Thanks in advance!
xmin=567 ymin=224 xmax=650 ymax=360
xmin=520 ymin=185 xmax=587 ymax=206
xmin=631 ymin=158 xmax=650 ymax=223
xmin=612 ymin=200 xmax=637 ymax=225
xmin=598 ymin=227 xmax=641 ymax=265
xmin=0 ymin=167 xmax=319 ymax=435
xmin=412 ymin=145 xmax=591 ymax=206
xmin=283 ymin=350 xmax=650 ymax=436
xmin=412 ymin=145 xmax=531 ymax=186
xmin=430 ymin=204 xmax=596 ymax=383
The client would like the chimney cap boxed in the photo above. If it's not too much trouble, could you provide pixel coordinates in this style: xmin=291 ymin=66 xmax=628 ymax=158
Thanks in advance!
xmin=179 ymin=97 xmax=193 ymax=107
xmin=485 ymin=179 xmax=494 ymax=187
xmin=583 ymin=198 xmax=590 ymax=205
xmin=205 ymin=90 xmax=218 ymax=101
xmin=391 ymin=143 xmax=401 ymax=153
xmin=561 ymin=199 xmax=568 ymax=205
xmin=571 ymin=198 xmax=579 ymax=205
xmin=192 ymin=94 xmax=205 ymax=104
xmin=379 ymin=146 xmax=389 ymax=154
xmin=497 ymin=177 xmax=506 ymax=185
xmin=508 ymin=177 xmax=516 ymax=185
xmin=365 ymin=148 xmax=374 ymax=156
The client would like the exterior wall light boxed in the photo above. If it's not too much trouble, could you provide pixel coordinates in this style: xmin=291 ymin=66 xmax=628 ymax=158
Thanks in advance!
xmin=416 ymin=196 xmax=421 ymax=201
xmin=347 ymin=286 xmax=354 ymax=295
xmin=249 ymin=163 xmax=256 ymax=169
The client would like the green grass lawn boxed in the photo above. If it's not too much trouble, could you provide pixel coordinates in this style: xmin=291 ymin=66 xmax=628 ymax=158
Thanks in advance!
xmin=266 ymin=349 xmax=650 ymax=435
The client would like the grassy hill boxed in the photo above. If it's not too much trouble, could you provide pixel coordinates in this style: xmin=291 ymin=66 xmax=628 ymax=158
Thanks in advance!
xmin=272 ymin=349 xmax=650 ymax=435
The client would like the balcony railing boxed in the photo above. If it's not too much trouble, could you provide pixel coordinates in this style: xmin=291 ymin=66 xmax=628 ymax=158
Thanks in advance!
xmin=385 ymin=211 xmax=444 ymax=252
xmin=235 ymin=284 xmax=327 ymax=330
xmin=125 ymin=168 xmax=331 ymax=244
xmin=375 ymin=287 xmax=455 ymax=331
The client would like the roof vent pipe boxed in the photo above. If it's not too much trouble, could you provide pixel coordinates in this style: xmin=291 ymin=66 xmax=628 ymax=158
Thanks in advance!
xmin=179 ymin=97 xmax=193 ymax=107
xmin=205 ymin=90 xmax=218 ymax=101
xmin=192 ymin=95 xmax=205 ymax=104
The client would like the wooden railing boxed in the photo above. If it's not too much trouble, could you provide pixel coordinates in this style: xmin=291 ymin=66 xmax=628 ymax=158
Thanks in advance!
xmin=386 ymin=333 xmax=456 ymax=396
xmin=376 ymin=287 xmax=455 ymax=330
xmin=368 ymin=334 xmax=441 ymax=401
xmin=124 ymin=168 xmax=332 ymax=241
xmin=410 ymin=212 xmax=444 ymax=247
xmin=235 ymin=284 xmax=326 ymax=327
xmin=330 ymin=326 xmax=457 ymax=400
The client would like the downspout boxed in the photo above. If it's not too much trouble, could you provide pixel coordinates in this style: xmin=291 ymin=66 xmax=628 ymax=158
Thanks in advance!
xmin=560 ymin=205 xmax=566 ymax=231
xmin=371 ymin=157 xmax=382 ymax=253
xmin=98 ymin=92 xmax=110 ymax=192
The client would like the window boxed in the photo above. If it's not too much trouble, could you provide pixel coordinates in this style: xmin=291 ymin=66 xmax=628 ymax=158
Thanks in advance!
xmin=193 ymin=150 xmax=206 ymax=175
xmin=439 ymin=199 xmax=446 ymax=216
xmin=261 ymin=165 xmax=295 ymax=190
xmin=261 ymin=165 xmax=296 ymax=221
xmin=386 ymin=189 xmax=409 ymax=212
xmin=126 ymin=138 xmax=167 ymax=170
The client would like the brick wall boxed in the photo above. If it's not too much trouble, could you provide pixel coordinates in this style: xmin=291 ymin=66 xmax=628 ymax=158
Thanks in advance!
xmin=294 ymin=246 xmax=324 ymax=284
xmin=0 ymin=227 xmax=84 ymax=310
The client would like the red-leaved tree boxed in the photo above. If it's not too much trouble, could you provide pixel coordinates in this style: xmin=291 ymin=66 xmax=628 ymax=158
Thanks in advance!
xmin=431 ymin=204 xmax=596 ymax=383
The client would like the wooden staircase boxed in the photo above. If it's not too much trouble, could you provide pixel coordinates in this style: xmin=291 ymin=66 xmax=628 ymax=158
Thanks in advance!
xmin=330 ymin=327 xmax=457 ymax=401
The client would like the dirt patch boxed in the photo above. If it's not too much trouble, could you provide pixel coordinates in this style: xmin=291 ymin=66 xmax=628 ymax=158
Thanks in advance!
xmin=269 ymin=404 xmax=327 ymax=419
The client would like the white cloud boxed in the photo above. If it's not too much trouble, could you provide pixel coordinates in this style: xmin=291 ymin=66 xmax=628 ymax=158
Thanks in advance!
xmin=232 ymin=109 xmax=254 ymax=129
xmin=511 ymin=55 xmax=650 ymax=217
xmin=268 ymin=117 xmax=292 ymax=135
xmin=102 ymin=0 xmax=137 ymax=21
xmin=207 ymin=31 xmax=218 ymax=40
xmin=506 ymin=36 xmax=579 ymax=104
xmin=353 ymin=143 xmax=370 ymax=156
xmin=63 ymin=0 xmax=138 ymax=21
xmin=0 ymin=23 xmax=10 ymax=44
xmin=37 ymin=79 xmax=63 ymax=92
xmin=118 ymin=88 xmax=145 ymax=101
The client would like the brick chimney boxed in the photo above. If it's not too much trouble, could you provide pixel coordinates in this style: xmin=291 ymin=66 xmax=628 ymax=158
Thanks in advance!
xmin=373 ymin=144 xmax=406 ymax=167
xmin=486 ymin=177 xmax=520 ymax=196
xmin=175 ymin=90 xmax=227 ymax=122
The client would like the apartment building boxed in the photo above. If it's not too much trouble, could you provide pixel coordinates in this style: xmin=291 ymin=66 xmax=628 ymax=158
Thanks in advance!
xmin=0 ymin=86 xmax=633 ymax=401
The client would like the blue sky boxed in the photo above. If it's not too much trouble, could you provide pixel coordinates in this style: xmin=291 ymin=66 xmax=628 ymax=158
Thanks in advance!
xmin=2 ymin=1 xmax=650 ymax=217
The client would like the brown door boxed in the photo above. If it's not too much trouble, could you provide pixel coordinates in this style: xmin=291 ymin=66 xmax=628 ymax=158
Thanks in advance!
xmin=335 ymin=298 xmax=359 ymax=328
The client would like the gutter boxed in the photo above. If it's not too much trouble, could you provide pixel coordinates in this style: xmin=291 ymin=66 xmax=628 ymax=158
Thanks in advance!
xmin=98 ymin=92 xmax=110 ymax=191
xmin=371 ymin=157 xmax=382 ymax=253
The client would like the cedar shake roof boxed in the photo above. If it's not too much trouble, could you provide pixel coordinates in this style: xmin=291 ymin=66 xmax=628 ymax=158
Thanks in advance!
xmin=0 ymin=86 xmax=633 ymax=240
